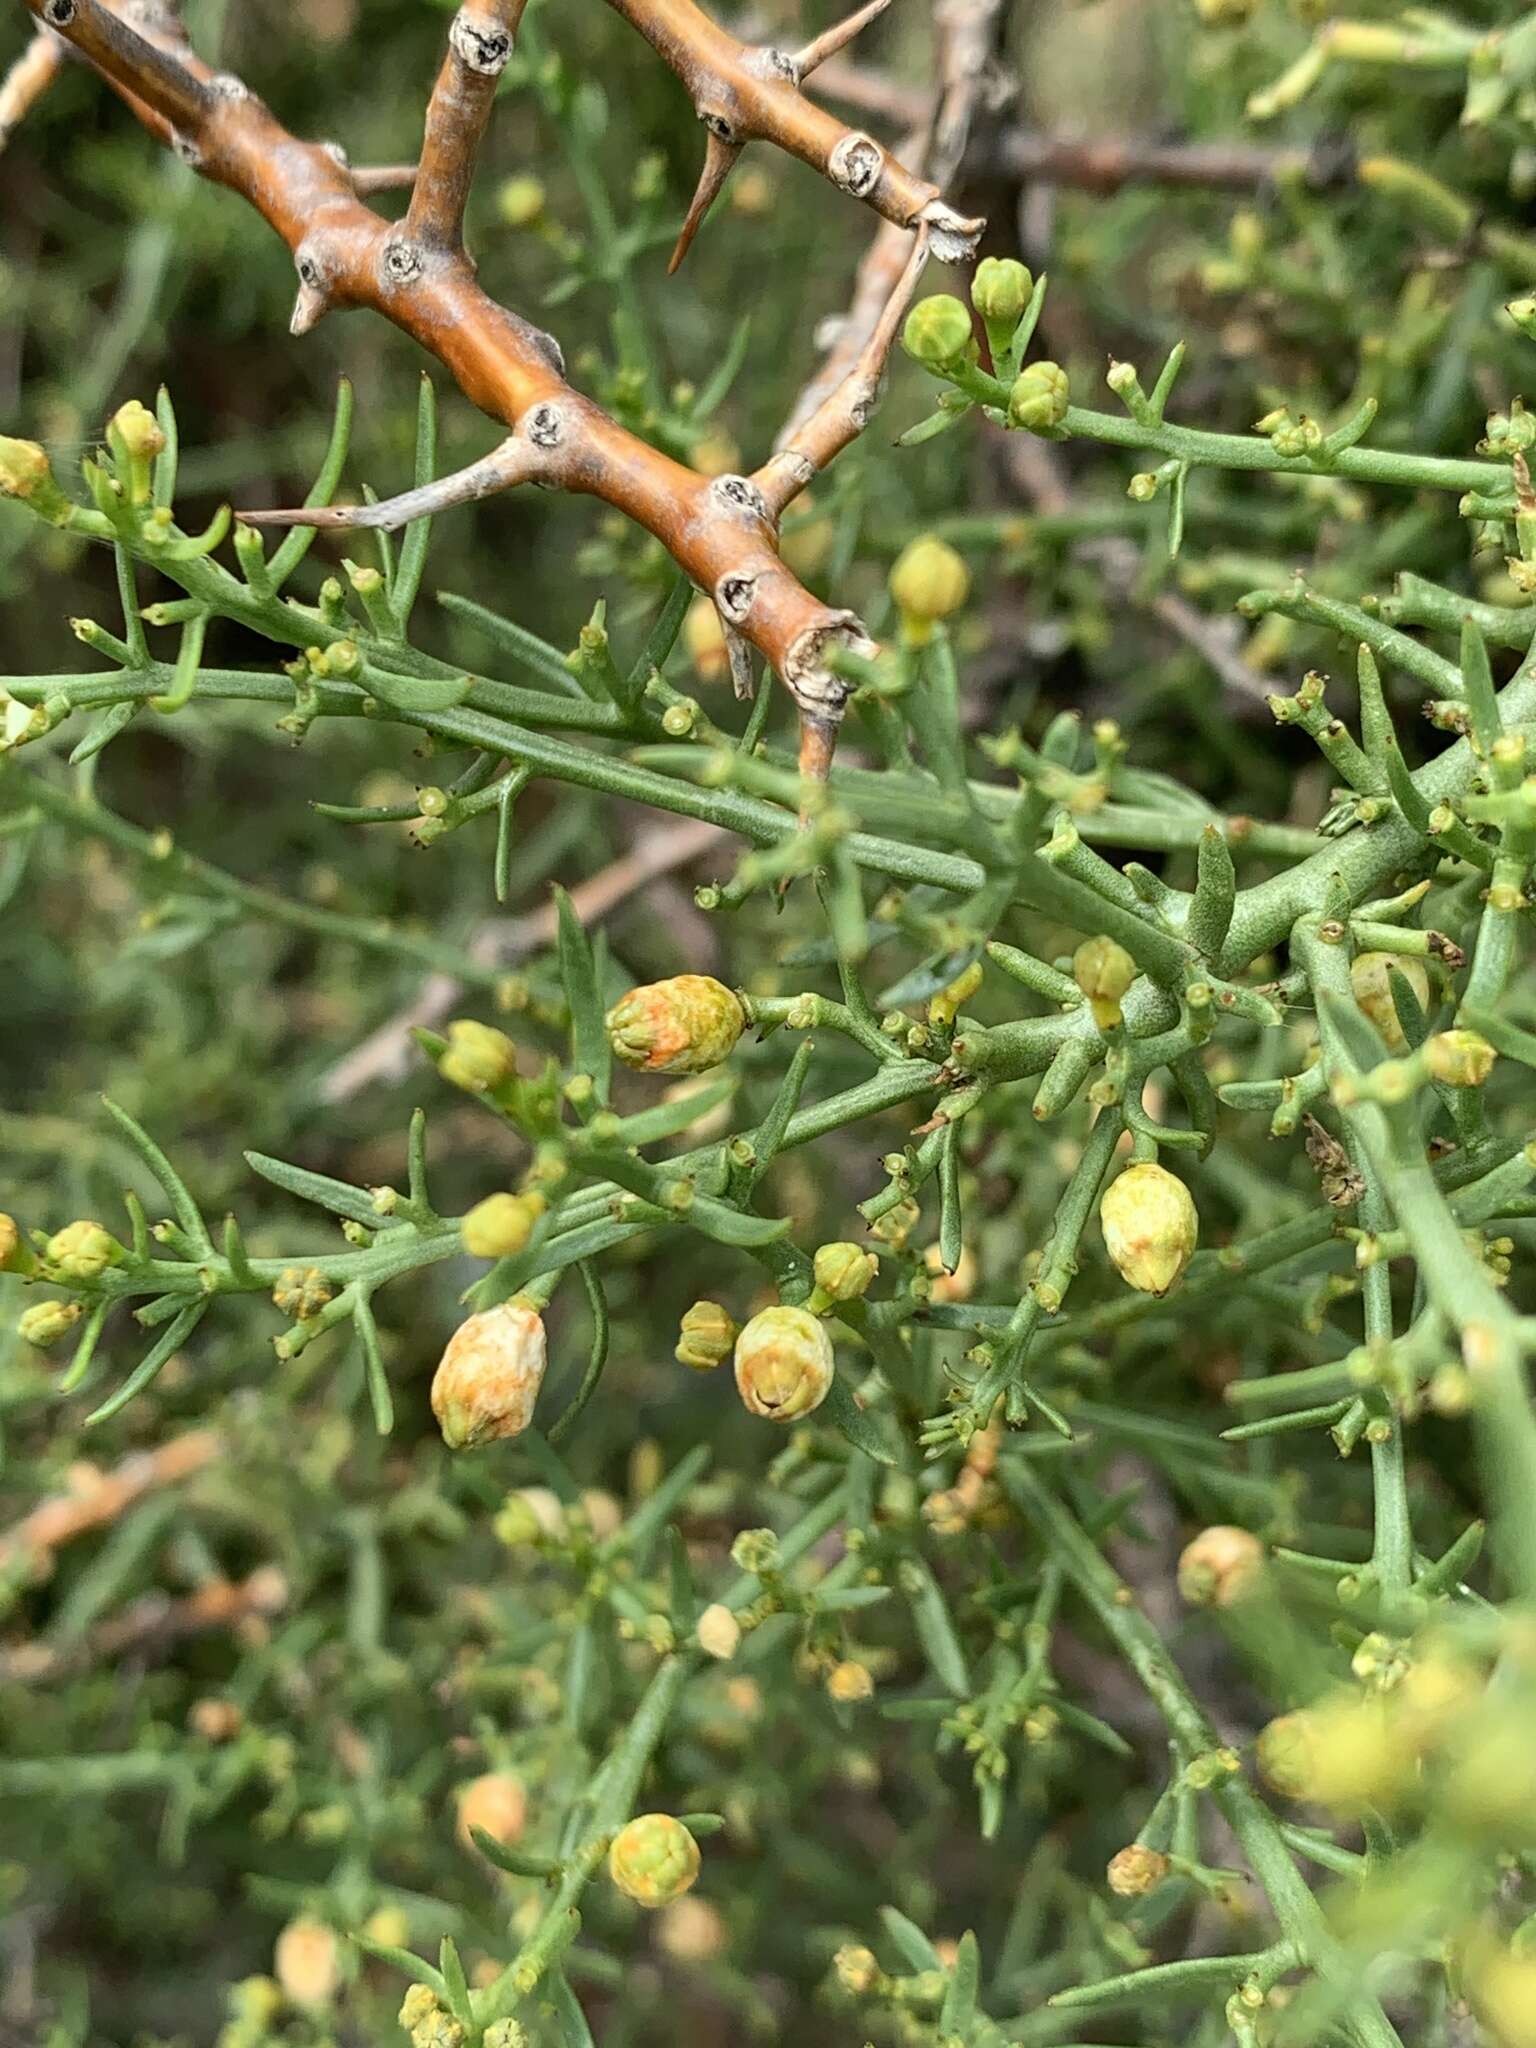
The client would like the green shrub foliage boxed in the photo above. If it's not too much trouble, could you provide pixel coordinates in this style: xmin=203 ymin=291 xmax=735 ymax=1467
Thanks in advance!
xmin=3 ymin=2 xmax=1536 ymax=2045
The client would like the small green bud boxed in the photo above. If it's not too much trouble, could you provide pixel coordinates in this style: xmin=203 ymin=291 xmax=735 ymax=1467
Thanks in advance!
xmin=1424 ymin=1029 xmax=1496 ymax=1087
xmin=440 ymin=1017 xmax=518 ymax=1093
xmin=901 ymin=294 xmax=975 ymax=369
xmin=0 ymin=437 xmax=72 ymax=525
xmin=461 ymin=1190 xmax=546 ymax=1259
xmin=1072 ymin=936 xmax=1137 ymax=1030
xmin=676 ymin=1299 xmax=738 ymax=1371
xmin=888 ymin=535 xmax=970 ymax=643
xmin=608 ymin=1813 xmax=701 ymax=1907
xmin=497 ymin=175 xmax=546 ymax=227
xmin=18 ymin=1298 xmax=83 ymax=1350
xmin=1008 ymin=361 xmax=1070 ymax=433
xmin=606 ymin=975 xmax=746 ymax=1075
xmin=45 ymin=1219 xmax=123 ymax=1282
xmin=107 ymin=399 xmax=166 ymax=505
xmin=812 ymin=1242 xmax=879 ymax=1304
xmin=1100 ymin=1162 xmax=1198 ymax=1296
xmin=734 ymin=1304 xmax=834 ymax=1420
xmin=971 ymin=255 xmax=1032 ymax=328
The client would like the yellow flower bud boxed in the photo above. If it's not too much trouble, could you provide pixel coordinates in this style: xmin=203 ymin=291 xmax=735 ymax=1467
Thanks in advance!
xmin=273 ymin=1917 xmax=341 ymax=2007
xmin=456 ymin=1770 xmax=528 ymax=1853
xmin=109 ymin=398 xmax=166 ymax=464
xmin=440 ymin=1018 xmax=518 ymax=1093
xmin=494 ymin=1485 xmax=567 ymax=1546
xmin=696 ymin=1602 xmax=742 ymax=1660
xmin=826 ymin=1659 xmax=874 ymax=1703
xmin=733 ymin=1305 xmax=834 ymax=1421
xmin=1106 ymin=1844 xmax=1171 ymax=1897
xmin=675 ymin=1299 xmax=738 ymax=1371
xmin=0 ymin=1213 xmax=19 ymax=1270
xmin=0 ymin=436 xmax=71 ymax=524
xmin=362 ymin=1905 xmax=411 ymax=1951
xmin=496 ymin=174 xmax=546 ymax=226
xmin=18 ymin=1299 xmax=82 ymax=1350
xmin=835 ymin=1944 xmax=880 ymax=1994
xmin=1177 ymin=1525 xmax=1265 ymax=1608
xmin=188 ymin=1697 xmax=244 ymax=1743
xmin=44 ymin=1220 xmax=123 ymax=1283
xmin=1073 ymin=935 xmax=1137 ymax=1030
xmin=1349 ymin=951 xmax=1430 ymax=1052
xmin=1100 ymin=1163 xmax=1198 ymax=1296
xmin=461 ymin=1190 xmax=546 ymax=1259
xmin=1008 ymin=361 xmax=1070 ymax=433
xmin=1256 ymin=1695 xmax=1407 ymax=1813
xmin=606 ymin=974 xmax=745 ymax=1075
xmin=888 ymin=535 xmax=970 ymax=644
xmin=1424 ymin=1029 xmax=1496 ymax=1088
xmin=271 ymin=1265 xmax=333 ymax=1321
xmin=901 ymin=293 xmax=974 ymax=368
xmin=812 ymin=1242 xmax=879 ymax=1304
xmin=608 ymin=1813 xmax=701 ymax=1907
xmin=431 ymin=1302 xmax=547 ymax=1449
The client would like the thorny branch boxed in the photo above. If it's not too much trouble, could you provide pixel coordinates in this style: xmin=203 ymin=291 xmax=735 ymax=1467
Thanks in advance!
xmin=14 ymin=0 xmax=981 ymax=779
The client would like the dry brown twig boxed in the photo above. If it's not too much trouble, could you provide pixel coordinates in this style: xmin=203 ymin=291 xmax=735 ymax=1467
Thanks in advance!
xmin=0 ymin=20 xmax=64 ymax=149
xmin=0 ymin=1562 xmax=288 ymax=1684
xmin=14 ymin=0 xmax=982 ymax=780
xmin=0 ymin=1426 xmax=221 ymax=1573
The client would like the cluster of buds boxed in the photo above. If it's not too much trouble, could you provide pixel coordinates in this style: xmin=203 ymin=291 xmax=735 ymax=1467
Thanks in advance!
xmin=271 ymin=1265 xmax=332 ymax=1322
xmin=733 ymin=1304 xmax=835 ymax=1421
xmin=430 ymin=1301 xmax=548 ymax=1449
xmin=607 ymin=1813 xmax=701 ymax=1907
xmin=1099 ymin=1162 xmax=1199 ymax=1296
xmin=606 ymin=975 xmax=746 ymax=1075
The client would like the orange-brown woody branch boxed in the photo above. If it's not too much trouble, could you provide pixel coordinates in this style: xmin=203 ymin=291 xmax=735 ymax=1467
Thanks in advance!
xmin=601 ymin=0 xmax=983 ymax=270
xmin=12 ymin=0 xmax=965 ymax=767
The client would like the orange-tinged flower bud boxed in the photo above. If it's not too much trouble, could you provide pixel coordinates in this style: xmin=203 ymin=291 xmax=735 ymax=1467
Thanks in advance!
xmin=461 ymin=1190 xmax=546 ymax=1259
xmin=607 ymin=975 xmax=745 ymax=1075
xmin=0 ymin=437 xmax=71 ymax=524
xmin=1106 ymin=1844 xmax=1171 ymax=1897
xmin=273 ymin=1917 xmax=341 ymax=2007
xmin=456 ymin=1770 xmax=528 ymax=1853
xmin=733 ymin=1305 xmax=834 ymax=1421
xmin=1350 ymin=951 xmax=1429 ymax=1052
xmin=1178 ymin=1525 xmax=1265 ymax=1608
xmin=608 ymin=1813 xmax=701 ymax=1907
xmin=676 ymin=1299 xmax=738 ymax=1370
xmin=826 ymin=1659 xmax=874 ymax=1703
xmin=1100 ymin=1163 xmax=1198 ymax=1295
xmin=188 ymin=1697 xmax=244 ymax=1742
xmin=271 ymin=1265 xmax=332 ymax=1321
xmin=431 ymin=1302 xmax=547 ymax=1449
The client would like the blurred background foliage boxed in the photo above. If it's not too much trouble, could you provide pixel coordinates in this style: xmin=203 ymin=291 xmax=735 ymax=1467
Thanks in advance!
xmin=3 ymin=0 xmax=1536 ymax=2043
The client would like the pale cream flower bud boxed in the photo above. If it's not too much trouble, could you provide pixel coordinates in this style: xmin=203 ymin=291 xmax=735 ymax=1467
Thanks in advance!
xmin=1100 ymin=1163 xmax=1198 ymax=1295
xmin=696 ymin=1603 xmax=742 ymax=1660
xmin=733 ymin=1304 xmax=834 ymax=1421
xmin=273 ymin=1917 xmax=341 ymax=2007
xmin=675 ymin=1299 xmax=738 ymax=1371
xmin=1106 ymin=1844 xmax=1171 ymax=1897
xmin=1177 ymin=1525 xmax=1265 ymax=1608
xmin=431 ymin=1302 xmax=547 ymax=1449
xmin=456 ymin=1771 xmax=528 ymax=1853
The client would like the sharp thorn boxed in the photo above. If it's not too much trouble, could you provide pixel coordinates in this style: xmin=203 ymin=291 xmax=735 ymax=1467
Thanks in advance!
xmin=669 ymin=132 xmax=741 ymax=273
xmin=794 ymin=0 xmax=893 ymax=79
